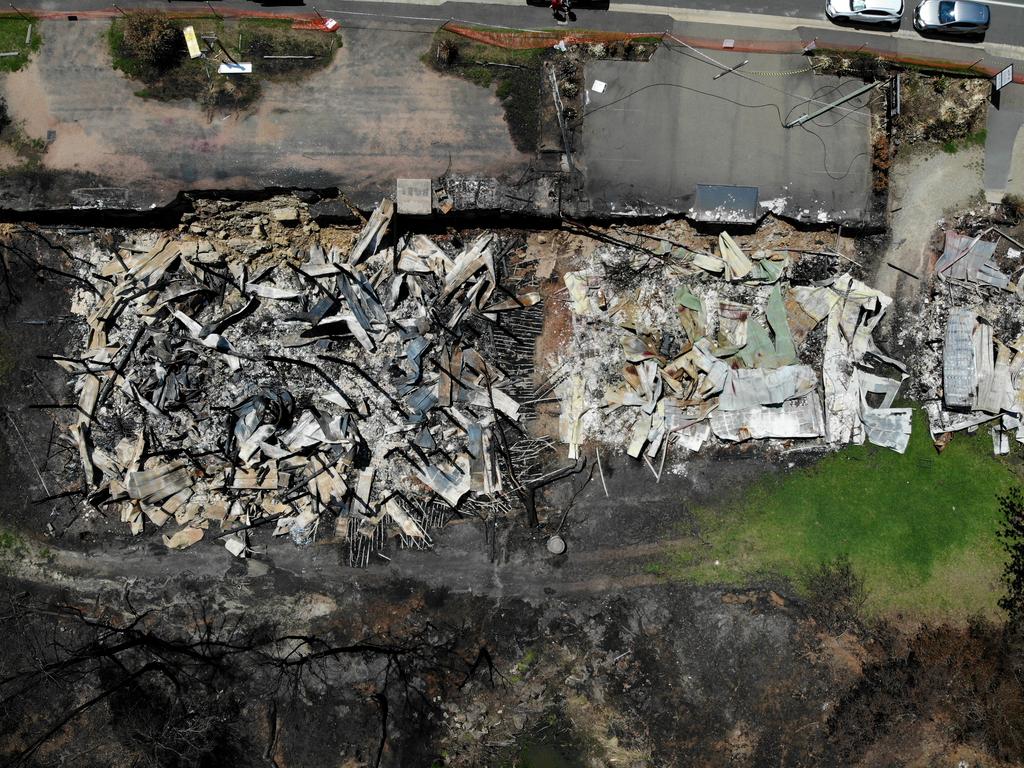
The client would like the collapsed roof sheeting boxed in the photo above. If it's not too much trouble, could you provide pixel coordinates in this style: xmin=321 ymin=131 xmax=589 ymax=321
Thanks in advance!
xmin=861 ymin=408 xmax=913 ymax=454
xmin=936 ymin=231 xmax=1010 ymax=290
xmin=944 ymin=308 xmax=977 ymax=411
xmin=557 ymin=229 xmax=906 ymax=462
xmin=61 ymin=201 xmax=538 ymax=559
xmin=929 ymin=302 xmax=1024 ymax=454
xmin=710 ymin=394 xmax=824 ymax=442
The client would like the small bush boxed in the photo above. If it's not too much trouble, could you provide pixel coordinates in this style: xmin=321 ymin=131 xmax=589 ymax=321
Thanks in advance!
xmin=433 ymin=38 xmax=459 ymax=70
xmin=246 ymin=30 xmax=276 ymax=60
xmin=998 ymin=487 xmax=1024 ymax=629
xmin=871 ymin=133 xmax=890 ymax=193
xmin=119 ymin=11 xmax=182 ymax=75
xmin=1003 ymin=193 xmax=1024 ymax=223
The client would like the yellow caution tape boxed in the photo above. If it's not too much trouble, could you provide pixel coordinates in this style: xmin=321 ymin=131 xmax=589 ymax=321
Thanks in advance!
xmin=746 ymin=66 xmax=815 ymax=77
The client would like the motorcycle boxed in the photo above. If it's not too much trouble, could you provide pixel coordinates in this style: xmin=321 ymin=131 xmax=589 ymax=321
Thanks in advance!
xmin=551 ymin=0 xmax=574 ymax=20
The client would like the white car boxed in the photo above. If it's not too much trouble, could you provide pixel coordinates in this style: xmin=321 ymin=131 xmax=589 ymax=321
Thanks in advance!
xmin=826 ymin=0 xmax=904 ymax=24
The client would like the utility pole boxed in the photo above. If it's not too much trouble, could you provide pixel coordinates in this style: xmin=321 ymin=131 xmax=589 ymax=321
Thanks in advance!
xmin=8 ymin=3 xmax=30 ymax=21
xmin=784 ymin=81 xmax=878 ymax=129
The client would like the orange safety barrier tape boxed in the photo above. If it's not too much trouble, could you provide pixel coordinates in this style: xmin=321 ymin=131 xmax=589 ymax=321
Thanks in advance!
xmin=444 ymin=23 xmax=663 ymax=50
xmin=291 ymin=19 xmax=340 ymax=31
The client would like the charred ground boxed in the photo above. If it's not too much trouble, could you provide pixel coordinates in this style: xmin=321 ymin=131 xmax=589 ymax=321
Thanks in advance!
xmin=1 ymin=202 xmax=1023 ymax=767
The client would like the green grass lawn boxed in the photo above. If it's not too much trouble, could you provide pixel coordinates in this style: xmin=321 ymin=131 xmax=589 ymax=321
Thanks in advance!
xmin=659 ymin=409 xmax=1015 ymax=620
xmin=0 ymin=17 xmax=42 ymax=73
xmin=943 ymin=128 xmax=988 ymax=154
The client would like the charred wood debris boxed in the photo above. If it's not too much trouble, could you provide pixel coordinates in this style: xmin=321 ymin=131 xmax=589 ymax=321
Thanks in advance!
xmin=55 ymin=198 xmax=554 ymax=563
xmin=28 ymin=195 xmax=1024 ymax=562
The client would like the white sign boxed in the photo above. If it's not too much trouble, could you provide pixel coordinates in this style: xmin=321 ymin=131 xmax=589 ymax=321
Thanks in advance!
xmin=218 ymin=62 xmax=252 ymax=75
xmin=995 ymin=64 xmax=1013 ymax=91
xmin=591 ymin=80 xmax=606 ymax=94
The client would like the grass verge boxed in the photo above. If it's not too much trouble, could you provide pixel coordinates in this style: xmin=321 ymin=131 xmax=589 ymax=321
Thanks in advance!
xmin=0 ymin=17 xmax=41 ymax=73
xmin=656 ymin=409 xmax=1014 ymax=620
xmin=425 ymin=30 xmax=543 ymax=153
xmin=108 ymin=13 xmax=339 ymax=110
xmin=943 ymin=128 xmax=988 ymax=154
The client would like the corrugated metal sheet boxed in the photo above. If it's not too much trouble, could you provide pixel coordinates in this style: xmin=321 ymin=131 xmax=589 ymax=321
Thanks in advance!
xmin=943 ymin=308 xmax=976 ymax=411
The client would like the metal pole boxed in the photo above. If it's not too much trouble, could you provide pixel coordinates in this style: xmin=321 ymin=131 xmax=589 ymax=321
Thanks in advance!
xmin=784 ymin=80 xmax=878 ymax=129
xmin=712 ymin=59 xmax=748 ymax=81
xmin=216 ymin=38 xmax=237 ymax=65
xmin=8 ymin=3 xmax=30 ymax=21
xmin=312 ymin=5 xmax=325 ymax=19
xmin=111 ymin=3 xmax=127 ymax=16
xmin=206 ymin=1 xmax=221 ymax=19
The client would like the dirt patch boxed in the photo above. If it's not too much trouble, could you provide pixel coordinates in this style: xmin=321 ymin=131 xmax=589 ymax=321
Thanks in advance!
xmin=0 ymin=231 xmax=81 ymax=537
xmin=0 ymin=21 xmax=528 ymax=208
xmin=874 ymin=145 xmax=984 ymax=303
xmin=1 ymin=57 xmax=51 ymax=140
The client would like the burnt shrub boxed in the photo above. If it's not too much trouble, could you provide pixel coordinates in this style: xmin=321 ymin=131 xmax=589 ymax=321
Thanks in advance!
xmin=802 ymin=554 xmax=867 ymax=632
xmin=827 ymin=619 xmax=1024 ymax=764
xmin=432 ymin=37 xmax=459 ymax=70
xmin=119 ymin=11 xmax=182 ymax=76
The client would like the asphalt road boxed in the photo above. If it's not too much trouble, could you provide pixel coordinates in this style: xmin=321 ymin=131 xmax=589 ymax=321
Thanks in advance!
xmin=10 ymin=0 xmax=1024 ymax=46
xmin=627 ymin=0 xmax=1024 ymax=46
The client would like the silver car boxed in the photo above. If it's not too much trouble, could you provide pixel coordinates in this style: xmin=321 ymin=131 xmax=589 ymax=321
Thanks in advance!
xmin=914 ymin=0 xmax=990 ymax=34
xmin=826 ymin=0 xmax=904 ymax=24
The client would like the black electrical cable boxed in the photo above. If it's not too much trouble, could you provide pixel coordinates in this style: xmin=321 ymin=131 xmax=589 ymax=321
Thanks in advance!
xmin=799 ymin=122 xmax=871 ymax=180
xmin=660 ymin=39 xmax=874 ymax=124
xmin=579 ymin=79 xmax=871 ymax=181
xmin=580 ymin=80 xmax=788 ymax=126
xmin=581 ymin=41 xmax=880 ymax=181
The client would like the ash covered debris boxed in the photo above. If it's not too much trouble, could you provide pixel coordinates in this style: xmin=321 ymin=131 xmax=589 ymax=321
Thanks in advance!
xmin=59 ymin=200 xmax=546 ymax=561
xmin=551 ymin=225 xmax=912 ymax=466
xmin=899 ymin=224 xmax=1024 ymax=454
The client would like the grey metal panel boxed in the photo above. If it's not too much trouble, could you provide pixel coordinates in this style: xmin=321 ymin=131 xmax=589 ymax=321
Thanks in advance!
xmin=943 ymin=307 xmax=976 ymax=410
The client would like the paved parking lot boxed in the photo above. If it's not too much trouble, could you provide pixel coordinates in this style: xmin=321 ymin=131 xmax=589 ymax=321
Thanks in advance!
xmin=580 ymin=46 xmax=875 ymax=223
xmin=0 ymin=19 xmax=528 ymax=208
